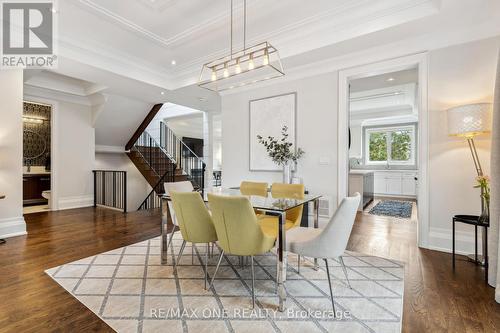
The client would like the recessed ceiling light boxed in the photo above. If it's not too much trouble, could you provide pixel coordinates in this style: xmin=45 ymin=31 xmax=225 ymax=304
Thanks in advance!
xmin=387 ymin=77 xmax=395 ymax=82
xmin=160 ymin=91 xmax=165 ymax=95
xmin=51 ymin=7 xmax=58 ymax=13
xmin=171 ymin=60 xmax=176 ymax=66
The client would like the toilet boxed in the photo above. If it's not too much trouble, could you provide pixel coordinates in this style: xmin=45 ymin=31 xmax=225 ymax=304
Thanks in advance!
xmin=42 ymin=190 xmax=51 ymax=208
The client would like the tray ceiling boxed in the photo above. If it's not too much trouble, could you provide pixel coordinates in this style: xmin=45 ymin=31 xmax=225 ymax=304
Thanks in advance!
xmin=60 ymin=0 xmax=441 ymax=87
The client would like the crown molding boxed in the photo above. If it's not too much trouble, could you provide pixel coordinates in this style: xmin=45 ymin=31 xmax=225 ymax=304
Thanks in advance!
xmin=170 ymin=0 xmax=440 ymax=84
xmin=24 ymin=84 xmax=98 ymax=106
xmin=220 ymin=13 xmax=500 ymax=96
xmin=75 ymin=0 xmax=254 ymax=48
xmin=58 ymin=37 xmax=174 ymax=90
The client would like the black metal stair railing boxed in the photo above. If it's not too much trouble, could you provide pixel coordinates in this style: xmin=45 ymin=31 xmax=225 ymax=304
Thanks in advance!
xmin=138 ymin=164 xmax=175 ymax=210
xmin=132 ymin=131 xmax=176 ymax=210
xmin=93 ymin=170 xmax=127 ymax=212
xmin=159 ymin=121 xmax=206 ymax=190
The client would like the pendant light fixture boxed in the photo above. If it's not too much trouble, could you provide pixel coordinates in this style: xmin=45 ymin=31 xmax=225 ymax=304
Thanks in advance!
xmin=198 ymin=0 xmax=284 ymax=92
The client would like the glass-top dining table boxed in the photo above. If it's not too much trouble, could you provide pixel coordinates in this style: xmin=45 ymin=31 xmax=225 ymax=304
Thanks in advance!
xmin=160 ymin=187 xmax=322 ymax=312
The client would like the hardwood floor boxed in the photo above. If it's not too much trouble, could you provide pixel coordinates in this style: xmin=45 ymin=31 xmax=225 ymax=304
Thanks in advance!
xmin=0 ymin=206 xmax=499 ymax=332
xmin=0 ymin=207 xmax=167 ymax=333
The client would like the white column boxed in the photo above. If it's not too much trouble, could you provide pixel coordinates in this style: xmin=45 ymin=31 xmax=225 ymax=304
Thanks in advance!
xmin=0 ymin=69 xmax=26 ymax=239
xmin=203 ymin=112 xmax=214 ymax=190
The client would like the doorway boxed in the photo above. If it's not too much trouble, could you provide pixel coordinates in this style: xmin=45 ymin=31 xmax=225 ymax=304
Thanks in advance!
xmin=338 ymin=53 xmax=429 ymax=248
xmin=23 ymin=101 xmax=52 ymax=214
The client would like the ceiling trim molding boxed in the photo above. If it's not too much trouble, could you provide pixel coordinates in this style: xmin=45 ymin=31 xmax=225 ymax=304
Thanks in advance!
xmin=220 ymin=16 xmax=500 ymax=96
xmin=170 ymin=0 xmax=440 ymax=80
xmin=24 ymin=84 xmax=93 ymax=106
xmin=58 ymin=38 xmax=174 ymax=89
xmin=76 ymin=0 xmax=253 ymax=48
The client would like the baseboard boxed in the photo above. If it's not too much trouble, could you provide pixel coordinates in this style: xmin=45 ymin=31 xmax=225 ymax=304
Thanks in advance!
xmin=0 ymin=217 xmax=27 ymax=239
xmin=427 ymin=226 xmax=480 ymax=255
xmin=58 ymin=195 xmax=93 ymax=210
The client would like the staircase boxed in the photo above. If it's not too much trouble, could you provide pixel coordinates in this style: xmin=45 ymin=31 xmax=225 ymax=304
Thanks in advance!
xmin=126 ymin=104 xmax=205 ymax=210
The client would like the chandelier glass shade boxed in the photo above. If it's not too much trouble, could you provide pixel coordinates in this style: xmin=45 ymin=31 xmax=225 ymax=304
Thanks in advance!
xmin=199 ymin=42 xmax=284 ymax=92
xmin=198 ymin=0 xmax=284 ymax=92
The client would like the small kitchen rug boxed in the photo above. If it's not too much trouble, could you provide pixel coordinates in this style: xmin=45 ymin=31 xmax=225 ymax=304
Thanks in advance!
xmin=46 ymin=234 xmax=404 ymax=333
xmin=369 ymin=200 xmax=413 ymax=219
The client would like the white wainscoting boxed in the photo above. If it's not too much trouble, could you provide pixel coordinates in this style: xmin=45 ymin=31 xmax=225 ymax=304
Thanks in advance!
xmin=428 ymin=226 xmax=479 ymax=256
xmin=0 ymin=216 xmax=27 ymax=239
xmin=58 ymin=195 xmax=94 ymax=210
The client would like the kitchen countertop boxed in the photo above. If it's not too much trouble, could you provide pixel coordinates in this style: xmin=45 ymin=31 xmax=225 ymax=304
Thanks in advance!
xmin=349 ymin=170 xmax=374 ymax=175
xmin=23 ymin=172 xmax=51 ymax=177
xmin=350 ymin=169 xmax=418 ymax=173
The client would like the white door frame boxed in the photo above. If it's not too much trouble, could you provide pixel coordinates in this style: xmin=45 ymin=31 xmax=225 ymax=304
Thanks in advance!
xmin=23 ymin=96 xmax=59 ymax=211
xmin=337 ymin=52 xmax=430 ymax=248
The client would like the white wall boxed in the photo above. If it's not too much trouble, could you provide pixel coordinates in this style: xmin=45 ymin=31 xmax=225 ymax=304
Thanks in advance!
xmin=221 ymin=72 xmax=338 ymax=206
xmin=0 ymin=70 xmax=26 ymax=239
xmin=56 ymin=101 xmax=95 ymax=209
xmin=427 ymin=37 xmax=499 ymax=253
xmin=349 ymin=125 xmax=362 ymax=158
xmin=95 ymin=153 xmax=152 ymax=211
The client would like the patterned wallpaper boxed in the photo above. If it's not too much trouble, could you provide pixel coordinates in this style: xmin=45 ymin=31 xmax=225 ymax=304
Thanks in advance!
xmin=23 ymin=102 xmax=51 ymax=167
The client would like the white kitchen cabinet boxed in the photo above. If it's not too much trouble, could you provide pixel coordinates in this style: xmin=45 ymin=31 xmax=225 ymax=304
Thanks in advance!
xmin=349 ymin=170 xmax=374 ymax=211
xmin=371 ymin=170 xmax=418 ymax=197
xmin=402 ymin=173 xmax=417 ymax=195
xmin=386 ymin=175 xmax=402 ymax=195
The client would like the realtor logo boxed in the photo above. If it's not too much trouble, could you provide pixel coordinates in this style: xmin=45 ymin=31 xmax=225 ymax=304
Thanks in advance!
xmin=1 ymin=0 xmax=57 ymax=68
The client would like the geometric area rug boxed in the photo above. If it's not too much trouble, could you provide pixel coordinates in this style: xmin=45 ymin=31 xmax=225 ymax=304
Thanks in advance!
xmin=45 ymin=234 xmax=404 ymax=333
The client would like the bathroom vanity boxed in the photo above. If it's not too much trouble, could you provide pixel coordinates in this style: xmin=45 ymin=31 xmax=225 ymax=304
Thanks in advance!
xmin=23 ymin=172 xmax=51 ymax=206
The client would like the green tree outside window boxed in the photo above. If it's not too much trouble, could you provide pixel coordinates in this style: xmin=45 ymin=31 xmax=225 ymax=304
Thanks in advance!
xmin=391 ymin=130 xmax=411 ymax=161
xmin=369 ymin=132 xmax=387 ymax=161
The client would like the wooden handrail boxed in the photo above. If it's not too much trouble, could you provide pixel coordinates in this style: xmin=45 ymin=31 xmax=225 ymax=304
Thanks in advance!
xmin=125 ymin=103 xmax=163 ymax=151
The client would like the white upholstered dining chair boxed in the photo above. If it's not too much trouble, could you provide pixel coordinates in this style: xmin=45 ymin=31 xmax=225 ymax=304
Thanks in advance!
xmin=286 ymin=193 xmax=361 ymax=315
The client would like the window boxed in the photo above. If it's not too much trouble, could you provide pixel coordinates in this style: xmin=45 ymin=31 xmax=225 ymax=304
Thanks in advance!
xmin=364 ymin=125 xmax=416 ymax=166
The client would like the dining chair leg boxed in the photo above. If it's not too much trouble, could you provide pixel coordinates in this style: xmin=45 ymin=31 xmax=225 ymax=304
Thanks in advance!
xmin=339 ymin=256 xmax=352 ymax=289
xmin=175 ymin=240 xmax=187 ymax=268
xmin=324 ymin=259 xmax=336 ymax=317
xmin=204 ymin=243 xmax=209 ymax=290
xmin=208 ymin=250 xmax=225 ymax=290
xmin=165 ymin=229 xmax=176 ymax=264
xmin=251 ymin=256 xmax=255 ymax=309
xmin=297 ymin=255 xmax=301 ymax=274
xmin=211 ymin=242 xmax=215 ymax=258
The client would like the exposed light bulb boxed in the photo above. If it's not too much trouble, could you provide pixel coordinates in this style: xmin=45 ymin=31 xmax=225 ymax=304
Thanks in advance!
xmin=248 ymin=57 xmax=255 ymax=70
xmin=263 ymin=50 xmax=269 ymax=66
xmin=223 ymin=67 xmax=229 ymax=78
xmin=211 ymin=69 xmax=217 ymax=81
xmin=235 ymin=59 xmax=242 ymax=74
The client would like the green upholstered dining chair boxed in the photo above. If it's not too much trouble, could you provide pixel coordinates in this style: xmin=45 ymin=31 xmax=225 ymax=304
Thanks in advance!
xmin=164 ymin=181 xmax=194 ymax=263
xmin=170 ymin=191 xmax=218 ymax=289
xmin=207 ymin=193 xmax=276 ymax=308
xmin=258 ymin=183 xmax=305 ymax=237
xmin=240 ymin=181 xmax=268 ymax=197
xmin=240 ymin=181 xmax=268 ymax=217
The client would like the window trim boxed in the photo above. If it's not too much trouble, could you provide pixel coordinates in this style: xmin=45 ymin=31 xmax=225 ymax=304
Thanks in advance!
xmin=363 ymin=124 xmax=417 ymax=166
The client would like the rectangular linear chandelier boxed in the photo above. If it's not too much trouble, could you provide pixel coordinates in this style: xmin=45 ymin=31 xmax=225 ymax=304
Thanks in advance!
xmin=198 ymin=0 xmax=284 ymax=92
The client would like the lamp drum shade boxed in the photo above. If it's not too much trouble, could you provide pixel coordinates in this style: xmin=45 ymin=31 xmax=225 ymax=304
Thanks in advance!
xmin=447 ymin=103 xmax=492 ymax=137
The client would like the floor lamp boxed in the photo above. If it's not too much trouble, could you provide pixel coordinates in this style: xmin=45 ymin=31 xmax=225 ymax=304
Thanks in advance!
xmin=447 ymin=103 xmax=492 ymax=264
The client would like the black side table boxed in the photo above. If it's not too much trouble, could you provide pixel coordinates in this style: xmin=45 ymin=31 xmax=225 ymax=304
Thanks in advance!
xmin=452 ymin=214 xmax=489 ymax=282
